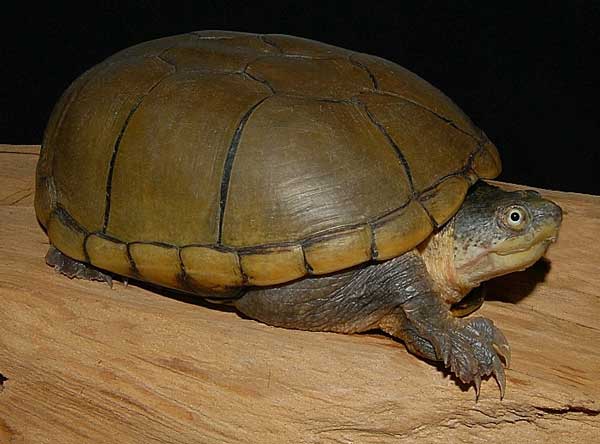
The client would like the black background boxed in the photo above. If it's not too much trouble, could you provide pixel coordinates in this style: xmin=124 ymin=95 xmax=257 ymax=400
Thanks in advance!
xmin=2 ymin=1 xmax=598 ymax=194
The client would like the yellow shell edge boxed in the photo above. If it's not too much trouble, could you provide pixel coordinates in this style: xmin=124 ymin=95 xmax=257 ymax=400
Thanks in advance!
xmin=374 ymin=201 xmax=433 ymax=261
xmin=420 ymin=175 xmax=471 ymax=226
xmin=86 ymin=234 xmax=134 ymax=278
xmin=304 ymin=225 xmax=373 ymax=275
xmin=472 ymin=140 xmax=502 ymax=179
xmin=129 ymin=243 xmax=181 ymax=289
xmin=47 ymin=210 xmax=86 ymax=262
xmin=181 ymin=246 xmax=244 ymax=289
xmin=240 ymin=245 xmax=306 ymax=286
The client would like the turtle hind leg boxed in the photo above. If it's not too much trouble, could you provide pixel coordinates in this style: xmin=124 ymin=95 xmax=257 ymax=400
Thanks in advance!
xmin=46 ymin=246 xmax=113 ymax=287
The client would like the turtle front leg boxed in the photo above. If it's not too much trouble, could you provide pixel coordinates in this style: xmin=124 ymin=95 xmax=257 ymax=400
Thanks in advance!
xmin=46 ymin=246 xmax=113 ymax=287
xmin=379 ymin=291 xmax=511 ymax=398
xmin=234 ymin=251 xmax=510 ymax=397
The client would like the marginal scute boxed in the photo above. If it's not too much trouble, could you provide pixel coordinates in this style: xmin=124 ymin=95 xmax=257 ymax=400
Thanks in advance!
xmin=472 ymin=140 xmax=502 ymax=179
xmin=304 ymin=226 xmax=373 ymax=275
xmin=181 ymin=246 xmax=243 ymax=290
xmin=47 ymin=211 xmax=86 ymax=262
xmin=129 ymin=243 xmax=181 ymax=289
xmin=86 ymin=234 xmax=133 ymax=278
xmin=374 ymin=201 xmax=433 ymax=260
xmin=419 ymin=175 xmax=471 ymax=226
xmin=240 ymin=246 xmax=306 ymax=286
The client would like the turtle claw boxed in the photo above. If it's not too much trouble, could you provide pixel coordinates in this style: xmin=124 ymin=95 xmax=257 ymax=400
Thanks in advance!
xmin=494 ymin=343 xmax=511 ymax=368
xmin=432 ymin=316 xmax=511 ymax=399
xmin=492 ymin=357 xmax=507 ymax=400
xmin=493 ymin=336 xmax=512 ymax=369
xmin=473 ymin=374 xmax=482 ymax=401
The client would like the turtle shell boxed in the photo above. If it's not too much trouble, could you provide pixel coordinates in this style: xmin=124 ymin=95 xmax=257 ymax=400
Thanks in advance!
xmin=35 ymin=30 xmax=501 ymax=294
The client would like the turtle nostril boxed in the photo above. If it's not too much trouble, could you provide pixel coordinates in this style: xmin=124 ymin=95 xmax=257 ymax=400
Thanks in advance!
xmin=548 ymin=201 xmax=563 ymax=224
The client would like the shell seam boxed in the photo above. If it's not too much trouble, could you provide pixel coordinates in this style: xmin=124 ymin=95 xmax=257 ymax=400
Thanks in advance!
xmin=365 ymin=89 xmax=483 ymax=143
xmin=101 ymin=68 xmax=176 ymax=233
xmin=242 ymin=69 xmax=276 ymax=94
xmin=125 ymin=243 xmax=141 ymax=277
xmin=348 ymin=55 xmax=379 ymax=90
xmin=176 ymin=247 xmax=192 ymax=291
xmin=355 ymin=97 xmax=417 ymax=196
xmin=260 ymin=35 xmax=284 ymax=53
xmin=217 ymin=95 xmax=272 ymax=244
xmin=47 ymin=69 xmax=97 ymax=222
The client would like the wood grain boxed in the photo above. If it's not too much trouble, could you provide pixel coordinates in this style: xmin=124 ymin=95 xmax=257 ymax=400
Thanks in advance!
xmin=0 ymin=146 xmax=598 ymax=443
xmin=0 ymin=145 xmax=38 ymax=207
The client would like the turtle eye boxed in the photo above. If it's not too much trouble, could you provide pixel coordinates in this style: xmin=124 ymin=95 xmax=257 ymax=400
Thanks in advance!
xmin=503 ymin=206 xmax=528 ymax=230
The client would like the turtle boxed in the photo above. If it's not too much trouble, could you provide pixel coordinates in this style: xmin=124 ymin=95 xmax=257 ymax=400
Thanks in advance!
xmin=35 ymin=30 xmax=563 ymax=397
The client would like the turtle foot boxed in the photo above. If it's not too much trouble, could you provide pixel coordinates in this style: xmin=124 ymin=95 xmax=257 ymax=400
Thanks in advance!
xmin=46 ymin=246 xmax=113 ymax=287
xmin=433 ymin=316 xmax=511 ymax=399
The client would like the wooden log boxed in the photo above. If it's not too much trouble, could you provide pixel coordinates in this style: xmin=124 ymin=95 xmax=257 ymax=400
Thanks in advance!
xmin=0 ymin=145 xmax=598 ymax=443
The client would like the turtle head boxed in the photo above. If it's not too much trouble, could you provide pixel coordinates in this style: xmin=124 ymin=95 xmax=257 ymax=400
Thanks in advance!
xmin=451 ymin=182 xmax=562 ymax=290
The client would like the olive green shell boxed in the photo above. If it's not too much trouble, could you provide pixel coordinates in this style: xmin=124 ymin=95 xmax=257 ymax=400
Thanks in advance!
xmin=35 ymin=30 xmax=501 ymax=294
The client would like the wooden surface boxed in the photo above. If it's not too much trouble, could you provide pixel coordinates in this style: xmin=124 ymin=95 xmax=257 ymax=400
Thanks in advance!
xmin=0 ymin=145 xmax=598 ymax=443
